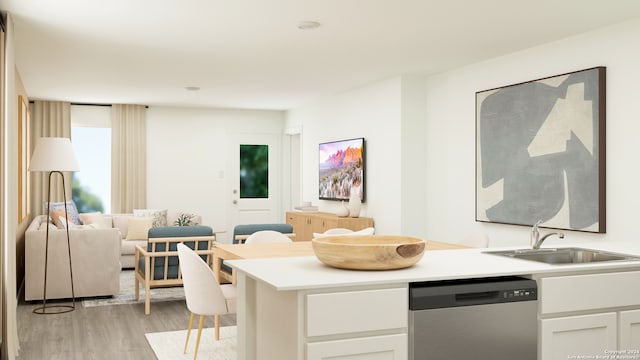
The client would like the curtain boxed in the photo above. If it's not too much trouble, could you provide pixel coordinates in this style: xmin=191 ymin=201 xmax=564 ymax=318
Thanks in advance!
xmin=30 ymin=101 xmax=72 ymax=214
xmin=111 ymin=104 xmax=146 ymax=213
xmin=2 ymin=13 xmax=20 ymax=360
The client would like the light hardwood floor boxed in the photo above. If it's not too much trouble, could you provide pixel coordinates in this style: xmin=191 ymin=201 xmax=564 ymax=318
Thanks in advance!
xmin=16 ymin=297 xmax=236 ymax=359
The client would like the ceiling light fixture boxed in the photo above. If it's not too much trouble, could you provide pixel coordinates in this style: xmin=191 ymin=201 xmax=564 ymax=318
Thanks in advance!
xmin=185 ymin=86 xmax=200 ymax=91
xmin=297 ymin=21 xmax=321 ymax=30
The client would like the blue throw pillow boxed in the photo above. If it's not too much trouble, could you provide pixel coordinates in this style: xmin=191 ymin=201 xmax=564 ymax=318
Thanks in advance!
xmin=45 ymin=201 xmax=83 ymax=225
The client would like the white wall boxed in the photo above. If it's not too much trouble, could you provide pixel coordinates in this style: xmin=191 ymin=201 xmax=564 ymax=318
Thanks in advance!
xmin=146 ymin=106 xmax=284 ymax=242
xmin=424 ymin=17 xmax=640 ymax=247
xmin=400 ymin=77 xmax=428 ymax=237
xmin=287 ymin=17 xmax=640 ymax=248
xmin=286 ymin=77 xmax=410 ymax=234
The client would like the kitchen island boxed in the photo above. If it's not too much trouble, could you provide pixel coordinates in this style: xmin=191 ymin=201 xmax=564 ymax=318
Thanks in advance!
xmin=227 ymin=241 xmax=640 ymax=360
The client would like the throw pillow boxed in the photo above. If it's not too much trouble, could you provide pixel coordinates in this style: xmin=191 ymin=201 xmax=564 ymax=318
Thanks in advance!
xmin=174 ymin=212 xmax=200 ymax=226
xmin=56 ymin=215 xmax=76 ymax=230
xmin=133 ymin=209 xmax=168 ymax=227
xmin=45 ymin=201 xmax=83 ymax=225
xmin=51 ymin=209 xmax=73 ymax=228
xmin=38 ymin=221 xmax=57 ymax=231
xmin=112 ymin=215 xmax=130 ymax=238
xmin=126 ymin=217 xmax=153 ymax=240
xmin=74 ymin=223 xmax=100 ymax=229
xmin=79 ymin=212 xmax=108 ymax=229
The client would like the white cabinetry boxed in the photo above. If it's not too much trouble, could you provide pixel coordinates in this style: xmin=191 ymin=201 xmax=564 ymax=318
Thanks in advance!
xmin=237 ymin=275 xmax=408 ymax=360
xmin=307 ymin=334 xmax=407 ymax=360
xmin=306 ymin=288 xmax=406 ymax=336
xmin=305 ymin=287 xmax=407 ymax=359
xmin=619 ymin=309 xmax=640 ymax=350
xmin=540 ymin=313 xmax=616 ymax=360
xmin=538 ymin=271 xmax=640 ymax=360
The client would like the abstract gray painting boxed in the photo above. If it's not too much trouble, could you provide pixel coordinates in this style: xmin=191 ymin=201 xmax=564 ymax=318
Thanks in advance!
xmin=476 ymin=67 xmax=606 ymax=233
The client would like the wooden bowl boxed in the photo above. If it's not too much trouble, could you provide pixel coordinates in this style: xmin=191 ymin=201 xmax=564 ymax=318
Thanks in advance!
xmin=311 ymin=235 xmax=426 ymax=270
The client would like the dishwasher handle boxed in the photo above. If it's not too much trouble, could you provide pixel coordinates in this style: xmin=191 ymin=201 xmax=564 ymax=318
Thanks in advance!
xmin=455 ymin=290 xmax=500 ymax=305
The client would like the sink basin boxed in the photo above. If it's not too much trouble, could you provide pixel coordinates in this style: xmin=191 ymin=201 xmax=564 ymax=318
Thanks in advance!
xmin=485 ymin=247 xmax=640 ymax=265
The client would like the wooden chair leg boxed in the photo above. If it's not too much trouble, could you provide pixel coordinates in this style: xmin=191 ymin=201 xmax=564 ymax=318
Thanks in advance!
xmin=194 ymin=315 xmax=205 ymax=360
xmin=145 ymin=284 xmax=151 ymax=315
xmin=134 ymin=276 xmax=139 ymax=300
xmin=215 ymin=314 xmax=220 ymax=340
xmin=144 ymin=256 xmax=151 ymax=315
xmin=184 ymin=312 xmax=195 ymax=354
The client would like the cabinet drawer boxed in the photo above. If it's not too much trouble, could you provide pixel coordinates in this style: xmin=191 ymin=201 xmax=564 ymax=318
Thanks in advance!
xmin=540 ymin=271 xmax=640 ymax=314
xmin=306 ymin=287 xmax=407 ymax=337
xmin=306 ymin=333 xmax=407 ymax=360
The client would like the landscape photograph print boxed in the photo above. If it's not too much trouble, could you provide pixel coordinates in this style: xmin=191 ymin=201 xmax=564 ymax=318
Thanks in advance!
xmin=319 ymin=138 xmax=365 ymax=201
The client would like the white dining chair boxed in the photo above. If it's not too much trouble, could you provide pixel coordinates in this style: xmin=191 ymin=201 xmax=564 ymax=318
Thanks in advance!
xmin=323 ymin=228 xmax=355 ymax=235
xmin=313 ymin=227 xmax=375 ymax=238
xmin=177 ymin=243 xmax=237 ymax=360
xmin=244 ymin=230 xmax=294 ymax=244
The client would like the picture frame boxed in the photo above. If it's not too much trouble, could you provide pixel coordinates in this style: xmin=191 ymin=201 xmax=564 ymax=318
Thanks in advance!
xmin=318 ymin=137 xmax=365 ymax=202
xmin=476 ymin=67 xmax=606 ymax=233
xmin=18 ymin=95 xmax=30 ymax=223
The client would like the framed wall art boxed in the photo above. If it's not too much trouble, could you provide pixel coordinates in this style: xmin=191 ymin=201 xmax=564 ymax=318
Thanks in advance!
xmin=18 ymin=95 xmax=30 ymax=223
xmin=476 ymin=67 xmax=606 ymax=233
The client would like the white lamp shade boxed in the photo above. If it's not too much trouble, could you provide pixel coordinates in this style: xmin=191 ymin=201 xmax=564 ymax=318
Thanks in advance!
xmin=29 ymin=137 xmax=80 ymax=172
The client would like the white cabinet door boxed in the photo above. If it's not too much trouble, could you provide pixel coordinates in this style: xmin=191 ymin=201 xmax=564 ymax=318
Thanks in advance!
xmin=306 ymin=334 xmax=407 ymax=360
xmin=541 ymin=312 xmax=617 ymax=360
xmin=620 ymin=309 xmax=640 ymax=350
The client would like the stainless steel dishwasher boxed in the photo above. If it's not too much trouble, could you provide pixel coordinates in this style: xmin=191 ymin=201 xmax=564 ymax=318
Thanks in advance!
xmin=409 ymin=276 xmax=538 ymax=360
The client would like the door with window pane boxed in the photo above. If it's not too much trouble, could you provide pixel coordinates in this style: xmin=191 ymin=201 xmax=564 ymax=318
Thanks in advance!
xmin=229 ymin=133 xmax=282 ymax=232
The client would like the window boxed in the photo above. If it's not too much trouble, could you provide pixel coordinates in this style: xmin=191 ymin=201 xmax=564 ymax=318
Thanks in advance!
xmin=240 ymin=144 xmax=268 ymax=198
xmin=71 ymin=105 xmax=111 ymax=213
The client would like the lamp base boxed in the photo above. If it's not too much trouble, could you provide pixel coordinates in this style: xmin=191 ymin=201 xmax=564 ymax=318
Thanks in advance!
xmin=34 ymin=170 xmax=76 ymax=316
xmin=33 ymin=303 xmax=75 ymax=315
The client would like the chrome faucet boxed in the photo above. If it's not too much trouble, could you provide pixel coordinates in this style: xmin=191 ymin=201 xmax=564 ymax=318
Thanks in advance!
xmin=530 ymin=220 xmax=564 ymax=249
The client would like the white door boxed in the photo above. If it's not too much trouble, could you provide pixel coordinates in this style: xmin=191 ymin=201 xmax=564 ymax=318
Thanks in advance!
xmin=229 ymin=133 xmax=282 ymax=235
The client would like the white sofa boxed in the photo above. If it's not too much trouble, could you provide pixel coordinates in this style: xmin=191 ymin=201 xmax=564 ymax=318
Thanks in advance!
xmin=25 ymin=215 xmax=121 ymax=301
xmin=25 ymin=210 xmax=203 ymax=300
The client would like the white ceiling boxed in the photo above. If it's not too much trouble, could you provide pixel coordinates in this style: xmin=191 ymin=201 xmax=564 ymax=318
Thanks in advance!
xmin=2 ymin=0 xmax=640 ymax=111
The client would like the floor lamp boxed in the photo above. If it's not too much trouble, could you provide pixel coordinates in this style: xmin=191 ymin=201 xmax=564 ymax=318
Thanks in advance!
xmin=29 ymin=137 xmax=80 ymax=314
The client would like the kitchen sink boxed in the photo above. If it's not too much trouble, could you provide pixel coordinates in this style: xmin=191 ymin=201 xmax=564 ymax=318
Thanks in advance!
xmin=485 ymin=247 xmax=640 ymax=265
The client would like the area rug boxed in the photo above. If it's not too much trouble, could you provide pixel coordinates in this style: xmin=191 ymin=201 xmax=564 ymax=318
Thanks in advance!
xmin=146 ymin=326 xmax=237 ymax=360
xmin=82 ymin=270 xmax=185 ymax=308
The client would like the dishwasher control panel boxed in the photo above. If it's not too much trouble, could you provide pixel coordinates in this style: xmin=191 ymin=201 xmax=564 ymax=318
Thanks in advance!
xmin=504 ymin=288 xmax=536 ymax=300
xmin=506 ymin=288 xmax=535 ymax=298
xmin=410 ymin=276 xmax=537 ymax=310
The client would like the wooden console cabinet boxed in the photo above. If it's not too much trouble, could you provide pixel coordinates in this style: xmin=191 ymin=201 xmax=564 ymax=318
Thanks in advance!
xmin=285 ymin=211 xmax=374 ymax=241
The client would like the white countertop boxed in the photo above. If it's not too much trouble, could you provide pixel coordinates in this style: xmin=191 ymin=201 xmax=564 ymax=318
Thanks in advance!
xmin=227 ymin=242 xmax=640 ymax=291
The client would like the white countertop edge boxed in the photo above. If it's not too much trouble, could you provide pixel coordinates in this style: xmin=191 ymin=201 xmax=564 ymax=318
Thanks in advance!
xmin=227 ymin=244 xmax=640 ymax=291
